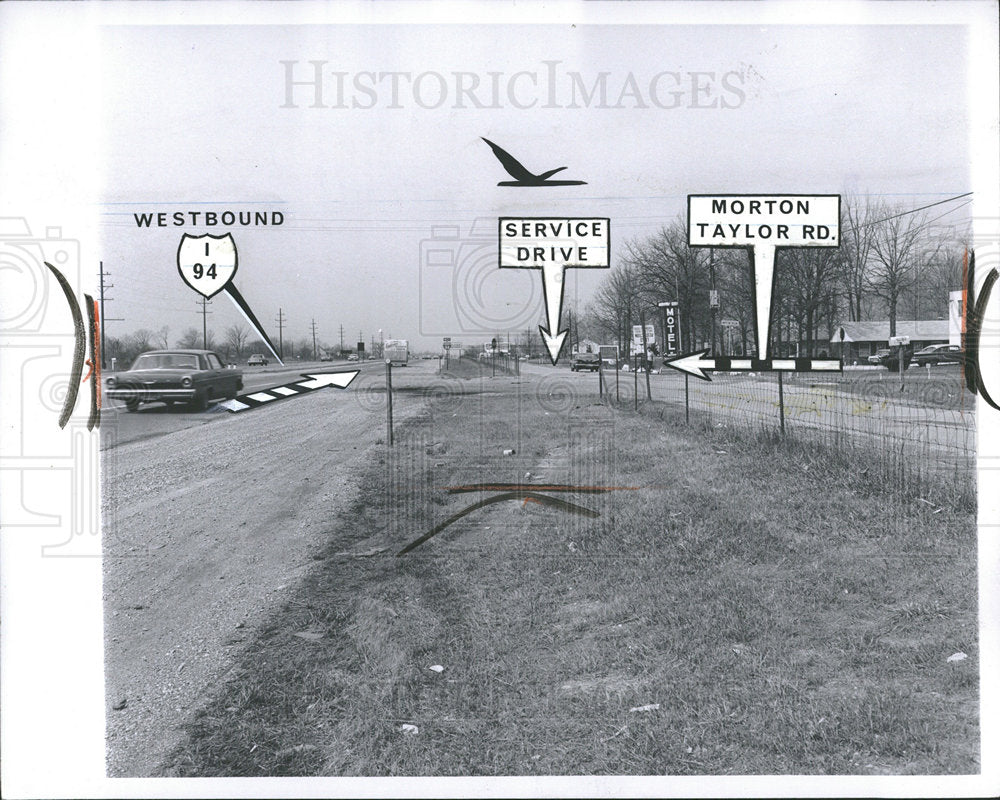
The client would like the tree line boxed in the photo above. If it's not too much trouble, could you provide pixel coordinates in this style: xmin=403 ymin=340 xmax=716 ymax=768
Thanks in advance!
xmin=102 ymin=323 xmax=329 ymax=367
xmin=583 ymin=195 xmax=968 ymax=359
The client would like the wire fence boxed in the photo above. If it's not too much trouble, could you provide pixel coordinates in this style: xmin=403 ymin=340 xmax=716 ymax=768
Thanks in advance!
xmin=596 ymin=364 xmax=976 ymax=508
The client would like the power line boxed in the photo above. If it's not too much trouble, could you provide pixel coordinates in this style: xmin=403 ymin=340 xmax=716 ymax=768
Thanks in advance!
xmin=861 ymin=192 xmax=973 ymax=228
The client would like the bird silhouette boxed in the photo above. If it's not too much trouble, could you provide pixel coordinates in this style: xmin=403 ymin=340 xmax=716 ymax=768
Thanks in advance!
xmin=481 ymin=137 xmax=587 ymax=186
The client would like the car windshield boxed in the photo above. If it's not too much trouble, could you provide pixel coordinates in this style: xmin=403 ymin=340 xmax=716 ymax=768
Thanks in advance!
xmin=131 ymin=353 xmax=200 ymax=370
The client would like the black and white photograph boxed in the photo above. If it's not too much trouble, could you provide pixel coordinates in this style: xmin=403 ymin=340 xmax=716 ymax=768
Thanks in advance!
xmin=1 ymin=1 xmax=998 ymax=798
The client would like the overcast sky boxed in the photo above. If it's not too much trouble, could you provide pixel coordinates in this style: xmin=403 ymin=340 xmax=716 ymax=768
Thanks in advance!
xmin=98 ymin=21 xmax=972 ymax=352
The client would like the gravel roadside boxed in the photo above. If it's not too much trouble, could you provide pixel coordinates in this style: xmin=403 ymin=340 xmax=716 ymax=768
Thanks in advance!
xmin=102 ymin=369 xmax=428 ymax=776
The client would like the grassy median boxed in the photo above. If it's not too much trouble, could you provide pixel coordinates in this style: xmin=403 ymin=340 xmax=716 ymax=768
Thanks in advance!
xmin=163 ymin=368 xmax=978 ymax=776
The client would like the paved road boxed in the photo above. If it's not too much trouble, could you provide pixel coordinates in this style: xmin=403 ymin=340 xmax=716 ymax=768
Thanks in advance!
xmin=101 ymin=360 xmax=384 ymax=450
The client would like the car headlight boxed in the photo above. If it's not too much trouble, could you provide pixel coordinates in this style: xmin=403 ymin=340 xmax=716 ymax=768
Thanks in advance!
xmin=181 ymin=376 xmax=193 ymax=388
xmin=106 ymin=377 xmax=116 ymax=389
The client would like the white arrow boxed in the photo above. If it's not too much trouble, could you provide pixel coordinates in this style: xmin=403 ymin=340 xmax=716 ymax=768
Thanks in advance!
xmin=539 ymin=261 xmax=569 ymax=364
xmin=219 ymin=370 xmax=360 ymax=412
xmin=663 ymin=350 xmax=842 ymax=381
xmin=752 ymin=244 xmax=777 ymax=361
xmin=296 ymin=371 xmax=361 ymax=390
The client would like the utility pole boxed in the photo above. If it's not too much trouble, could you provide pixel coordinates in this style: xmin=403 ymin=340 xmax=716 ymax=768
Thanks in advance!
xmin=310 ymin=318 xmax=318 ymax=360
xmin=275 ymin=308 xmax=286 ymax=359
xmin=197 ymin=297 xmax=212 ymax=349
xmin=339 ymin=323 xmax=345 ymax=354
xmin=97 ymin=261 xmax=123 ymax=365
xmin=708 ymin=247 xmax=717 ymax=355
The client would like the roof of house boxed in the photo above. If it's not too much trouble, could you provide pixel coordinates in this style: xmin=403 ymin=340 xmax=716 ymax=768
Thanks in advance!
xmin=830 ymin=320 xmax=950 ymax=344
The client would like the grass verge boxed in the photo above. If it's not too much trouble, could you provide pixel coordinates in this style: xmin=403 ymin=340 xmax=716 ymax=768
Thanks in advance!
xmin=162 ymin=373 xmax=978 ymax=776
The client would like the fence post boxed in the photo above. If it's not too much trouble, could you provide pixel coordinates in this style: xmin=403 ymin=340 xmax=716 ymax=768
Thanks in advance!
xmin=634 ymin=355 xmax=638 ymax=411
xmin=386 ymin=359 xmax=394 ymax=446
xmin=616 ymin=359 xmax=620 ymax=403
xmin=685 ymin=374 xmax=689 ymax=424
xmin=599 ymin=359 xmax=604 ymax=398
xmin=778 ymin=370 xmax=785 ymax=435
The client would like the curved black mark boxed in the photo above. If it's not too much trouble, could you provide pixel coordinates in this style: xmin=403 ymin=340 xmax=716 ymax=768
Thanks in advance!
xmin=964 ymin=250 xmax=977 ymax=395
xmin=45 ymin=262 xmax=85 ymax=429
xmin=396 ymin=490 xmax=599 ymax=556
xmin=970 ymin=261 xmax=1000 ymax=411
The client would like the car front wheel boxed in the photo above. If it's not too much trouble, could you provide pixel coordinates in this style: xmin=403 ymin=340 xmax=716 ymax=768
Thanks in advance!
xmin=124 ymin=398 xmax=139 ymax=413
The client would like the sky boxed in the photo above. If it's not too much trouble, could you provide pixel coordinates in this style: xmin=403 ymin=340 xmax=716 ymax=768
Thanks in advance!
xmin=95 ymin=21 xmax=973 ymax=353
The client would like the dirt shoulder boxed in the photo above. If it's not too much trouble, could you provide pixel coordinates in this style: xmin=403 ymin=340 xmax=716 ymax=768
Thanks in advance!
xmin=103 ymin=366 xmax=432 ymax=776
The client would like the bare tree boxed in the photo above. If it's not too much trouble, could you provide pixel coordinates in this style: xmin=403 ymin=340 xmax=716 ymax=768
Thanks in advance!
xmin=840 ymin=194 xmax=877 ymax=322
xmin=630 ymin=218 xmax=712 ymax=352
xmin=520 ymin=327 xmax=538 ymax=358
xmin=778 ymin=248 xmax=842 ymax=356
xmin=225 ymin=323 xmax=251 ymax=360
xmin=716 ymin=249 xmax=756 ymax=355
xmin=176 ymin=328 xmax=201 ymax=348
xmin=154 ymin=325 xmax=170 ymax=349
xmin=127 ymin=328 xmax=154 ymax=354
xmin=869 ymin=202 xmax=928 ymax=336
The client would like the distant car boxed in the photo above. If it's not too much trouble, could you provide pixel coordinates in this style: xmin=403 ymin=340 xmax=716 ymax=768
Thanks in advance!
xmin=319 ymin=353 xmax=332 ymax=362
xmin=912 ymin=343 xmax=963 ymax=367
xmin=106 ymin=349 xmax=242 ymax=412
xmin=570 ymin=352 xmax=601 ymax=372
xmin=868 ymin=348 xmax=891 ymax=366
xmin=247 ymin=354 xmax=268 ymax=366
xmin=347 ymin=353 xmax=359 ymax=361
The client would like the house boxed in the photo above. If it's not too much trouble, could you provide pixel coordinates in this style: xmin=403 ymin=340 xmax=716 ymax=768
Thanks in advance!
xmin=572 ymin=338 xmax=601 ymax=355
xmin=830 ymin=320 xmax=949 ymax=363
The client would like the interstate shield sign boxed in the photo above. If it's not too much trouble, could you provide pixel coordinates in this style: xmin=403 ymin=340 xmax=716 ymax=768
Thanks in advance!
xmin=177 ymin=233 xmax=238 ymax=299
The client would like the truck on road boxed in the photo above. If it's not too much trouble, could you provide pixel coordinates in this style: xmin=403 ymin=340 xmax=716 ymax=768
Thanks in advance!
xmin=385 ymin=339 xmax=409 ymax=366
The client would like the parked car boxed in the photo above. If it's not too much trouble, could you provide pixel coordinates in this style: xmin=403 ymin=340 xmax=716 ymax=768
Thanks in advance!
xmin=347 ymin=353 xmax=360 ymax=361
xmin=319 ymin=353 xmax=333 ymax=362
xmin=106 ymin=349 xmax=243 ymax=412
xmin=570 ymin=352 xmax=601 ymax=372
xmin=912 ymin=343 xmax=963 ymax=366
xmin=247 ymin=354 xmax=268 ymax=366
xmin=868 ymin=348 xmax=891 ymax=366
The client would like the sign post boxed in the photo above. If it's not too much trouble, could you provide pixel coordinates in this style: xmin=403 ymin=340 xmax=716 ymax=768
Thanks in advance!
xmin=499 ymin=217 xmax=611 ymax=364
xmin=385 ymin=359 xmax=394 ymax=446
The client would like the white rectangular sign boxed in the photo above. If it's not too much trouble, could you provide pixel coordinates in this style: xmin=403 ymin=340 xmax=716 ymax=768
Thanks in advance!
xmin=688 ymin=195 xmax=840 ymax=248
xmin=499 ymin=217 xmax=610 ymax=268
xmin=631 ymin=323 xmax=655 ymax=346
